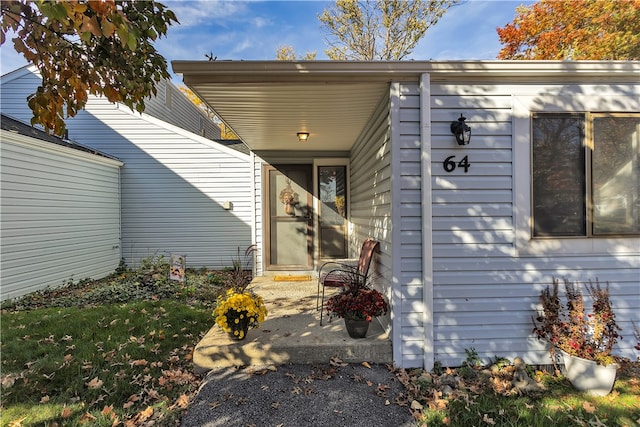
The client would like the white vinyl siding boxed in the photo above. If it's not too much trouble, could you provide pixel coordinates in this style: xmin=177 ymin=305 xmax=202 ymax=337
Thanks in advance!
xmin=428 ymin=82 xmax=640 ymax=367
xmin=389 ymin=81 xmax=429 ymax=368
xmin=143 ymin=80 xmax=222 ymax=140
xmin=349 ymin=90 xmax=394 ymax=337
xmin=1 ymin=133 xmax=122 ymax=300
xmin=65 ymin=100 xmax=252 ymax=268
xmin=1 ymin=67 xmax=252 ymax=271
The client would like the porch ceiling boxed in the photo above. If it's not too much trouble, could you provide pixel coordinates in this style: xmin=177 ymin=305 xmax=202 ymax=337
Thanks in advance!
xmin=187 ymin=81 xmax=389 ymax=152
xmin=171 ymin=60 xmax=426 ymax=152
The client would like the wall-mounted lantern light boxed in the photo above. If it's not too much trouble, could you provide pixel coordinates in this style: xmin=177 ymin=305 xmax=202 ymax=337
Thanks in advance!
xmin=450 ymin=114 xmax=471 ymax=145
xmin=297 ymin=132 xmax=310 ymax=143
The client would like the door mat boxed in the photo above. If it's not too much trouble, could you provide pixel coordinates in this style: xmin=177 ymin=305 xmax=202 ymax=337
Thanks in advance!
xmin=272 ymin=275 xmax=312 ymax=282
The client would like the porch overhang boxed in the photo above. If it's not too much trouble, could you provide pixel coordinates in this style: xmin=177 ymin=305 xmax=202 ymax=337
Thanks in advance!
xmin=171 ymin=60 xmax=639 ymax=152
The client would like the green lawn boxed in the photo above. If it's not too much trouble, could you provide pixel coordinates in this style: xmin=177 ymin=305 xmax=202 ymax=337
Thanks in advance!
xmin=1 ymin=256 xmax=224 ymax=427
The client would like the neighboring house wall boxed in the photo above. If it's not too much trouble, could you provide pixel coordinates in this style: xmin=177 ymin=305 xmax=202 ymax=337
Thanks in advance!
xmin=1 ymin=67 xmax=253 ymax=270
xmin=0 ymin=127 xmax=122 ymax=300
xmin=424 ymin=80 xmax=640 ymax=367
xmin=143 ymin=79 xmax=222 ymax=140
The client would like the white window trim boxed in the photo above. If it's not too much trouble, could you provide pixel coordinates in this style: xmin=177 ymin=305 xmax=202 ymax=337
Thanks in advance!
xmin=513 ymin=94 xmax=640 ymax=256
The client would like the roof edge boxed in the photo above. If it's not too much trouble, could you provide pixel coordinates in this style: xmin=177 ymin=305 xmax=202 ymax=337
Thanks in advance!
xmin=172 ymin=60 xmax=640 ymax=84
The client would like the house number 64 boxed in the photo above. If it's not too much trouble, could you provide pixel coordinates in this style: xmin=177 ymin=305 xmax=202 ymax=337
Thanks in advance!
xmin=443 ymin=155 xmax=471 ymax=173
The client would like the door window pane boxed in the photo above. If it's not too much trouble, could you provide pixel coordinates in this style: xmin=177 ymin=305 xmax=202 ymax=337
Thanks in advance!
xmin=593 ymin=116 xmax=640 ymax=234
xmin=318 ymin=166 xmax=347 ymax=258
xmin=532 ymin=115 xmax=586 ymax=236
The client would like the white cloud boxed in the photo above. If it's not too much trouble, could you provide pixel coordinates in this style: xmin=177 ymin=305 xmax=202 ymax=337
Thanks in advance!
xmin=165 ymin=0 xmax=248 ymax=27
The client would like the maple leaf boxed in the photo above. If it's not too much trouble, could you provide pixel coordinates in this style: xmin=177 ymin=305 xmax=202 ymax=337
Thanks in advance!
xmin=86 ymin=377 xmax=103 ymax=389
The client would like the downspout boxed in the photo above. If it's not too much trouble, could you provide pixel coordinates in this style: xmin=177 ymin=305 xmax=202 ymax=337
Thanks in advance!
xmin=420 ymin=73 xmax=435 ymax=371
xmin=118 ymin=166 xmax=123 ymax=263
xmin=250 ymin=151 xmax=259 ymax=276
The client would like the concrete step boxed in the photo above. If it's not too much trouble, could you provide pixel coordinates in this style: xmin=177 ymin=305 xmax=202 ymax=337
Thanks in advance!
xmin=193 ymin=277 xmax=392 ymax=372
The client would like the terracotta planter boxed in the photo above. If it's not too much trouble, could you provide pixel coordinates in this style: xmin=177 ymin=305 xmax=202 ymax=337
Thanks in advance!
xmin=560 ymin=350 xmax=618 ymax=396
xmin=344 ymin=318 xmax=370 ymax=338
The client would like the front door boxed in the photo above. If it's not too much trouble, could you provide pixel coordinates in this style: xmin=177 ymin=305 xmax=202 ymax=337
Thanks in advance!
xmin=265 ymin=165 xmax=313 ymax=270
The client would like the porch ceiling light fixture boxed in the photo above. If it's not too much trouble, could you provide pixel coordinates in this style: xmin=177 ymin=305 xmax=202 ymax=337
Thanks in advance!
xmin=450 ymin=114 xmax=471 ymax=145
xmin=297 ymin=132 xmax=310 ymax=143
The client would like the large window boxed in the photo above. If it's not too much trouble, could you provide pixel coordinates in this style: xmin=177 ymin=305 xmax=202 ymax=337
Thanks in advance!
xmin=532 ymin=113 xmax=639 ymax=237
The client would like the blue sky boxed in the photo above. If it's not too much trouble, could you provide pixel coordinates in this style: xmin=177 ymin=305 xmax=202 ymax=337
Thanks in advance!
xmin=0 ymin=0 xmax=531 ymax=80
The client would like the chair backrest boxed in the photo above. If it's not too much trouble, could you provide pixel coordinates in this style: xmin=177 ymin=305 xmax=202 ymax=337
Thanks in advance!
xmin=357 ymin=239 xmax=380 ymax=278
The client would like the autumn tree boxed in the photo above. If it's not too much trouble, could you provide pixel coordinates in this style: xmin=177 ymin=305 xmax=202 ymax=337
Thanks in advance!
xmin=1 ymin=1 xmax=178 ymax=135
xmin=319 ymin=0 xmax=457 ymax=60
xmin=275 ymin=45 xmax=317 ymax=60
xmin=497 ymin=0 xmax=640 ymax=60
xmin=178 ymin=86 xmax=239 ymax=140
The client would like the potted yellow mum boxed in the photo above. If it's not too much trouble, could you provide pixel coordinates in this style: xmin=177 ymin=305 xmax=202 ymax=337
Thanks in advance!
xmin=213 ymin=288 xmax=267 ymax=340
xmin=212 ymin=245 xmax=267 ymax=340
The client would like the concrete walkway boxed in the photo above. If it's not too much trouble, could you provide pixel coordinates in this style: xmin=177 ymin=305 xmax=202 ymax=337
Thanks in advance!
xmin=193 ymin=276 xmax=392 ymax=372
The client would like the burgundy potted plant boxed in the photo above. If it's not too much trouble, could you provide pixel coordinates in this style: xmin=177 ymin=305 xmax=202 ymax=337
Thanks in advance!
xmin=325 ymin=277 xmax=389 ymax=338
xmin=532 ymin=278 xmax=622 ymax=395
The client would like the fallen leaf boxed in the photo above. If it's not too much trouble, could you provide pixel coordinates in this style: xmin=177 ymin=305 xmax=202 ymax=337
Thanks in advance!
xmin=330 ymin=357 xmax=348 ymax=367
xmin=61 ymin=407 xmax=73 ymax=418
xmin=101 ymin=405 xmax=114 ymax=416
xmin=8 ymin=417 xmax=26 ymax=427
xmin=362 ymin=361 xmax=371 ymax=368
xmin=137 ymin=406 xmax=153 ymax=422
xmin=86 ymin=377 xmax=103 ymax=389
xmin=482 ymin=413 xmax=495 ymax=425
xmin=175 ymin=393 xmax=189 ymax=408
xmin=271 ymin=402 xmax=280 ymax=409
xmin=40 ymin=395 xmax=50 ymax=403
xmin=78 ymin=412 xmax=96 ymax=424
xmin=583 ymin=401 xmax=596 ymax=414
xmin=411 ymin=400 xmax=424 ymax=410
xmin=2 ymin=375 xmax=16 ymax=388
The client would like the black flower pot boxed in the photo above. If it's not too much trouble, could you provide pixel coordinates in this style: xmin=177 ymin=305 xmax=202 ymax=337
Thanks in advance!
xmin=344 ymin=318 xmax=370 ymax=338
